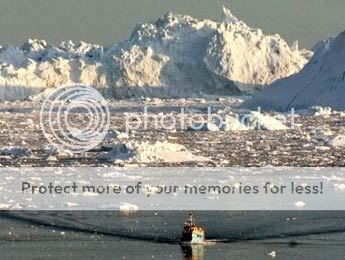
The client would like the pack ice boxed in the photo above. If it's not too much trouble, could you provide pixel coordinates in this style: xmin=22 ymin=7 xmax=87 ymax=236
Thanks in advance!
xmin=0 ymin=7 xmax=310 ymax=101
xmin=243 ymin=30 xmax=345 ymax=111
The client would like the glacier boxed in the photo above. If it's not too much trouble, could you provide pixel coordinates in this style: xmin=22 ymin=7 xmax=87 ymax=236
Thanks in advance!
xmin=0 ymin=7 xmax=310 ymax=101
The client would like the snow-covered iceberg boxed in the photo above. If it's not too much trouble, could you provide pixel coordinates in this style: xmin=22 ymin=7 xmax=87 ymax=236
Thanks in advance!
xmin=0 ymin=7 xmax=310 ymax=101
xmin=98 ymin=141 xmax=208 ymax=163
xmin=243 ymin=30 xmax=345 ymax=111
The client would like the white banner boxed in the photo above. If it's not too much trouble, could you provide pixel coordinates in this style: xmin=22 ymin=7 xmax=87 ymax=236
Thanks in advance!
xmin=0 ymin=167 xmax=344 ymax=210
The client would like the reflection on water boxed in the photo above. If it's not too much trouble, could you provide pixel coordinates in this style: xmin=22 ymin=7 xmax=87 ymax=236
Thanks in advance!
xmin=181 ymin=244 xmax=205 ymax=260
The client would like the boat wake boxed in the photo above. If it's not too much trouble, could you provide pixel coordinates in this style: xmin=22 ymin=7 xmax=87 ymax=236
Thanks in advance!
xmin=2 ymin=211 xmax=345 ymax=244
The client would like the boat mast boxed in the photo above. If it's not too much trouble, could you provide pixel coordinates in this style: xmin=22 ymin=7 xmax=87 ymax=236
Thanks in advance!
xmin=189 ymin=213 xmax=194 ymax=225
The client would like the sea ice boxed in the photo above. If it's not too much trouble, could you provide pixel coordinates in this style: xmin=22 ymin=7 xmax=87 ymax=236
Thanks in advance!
xmin=294 ymin=201 xmax=306 ymax=208
xmin=244 ymin=112 xmax=288 ymax=131
xmin=0 ymin=147 xmax=32 ymax=157
xmin=99 ymin=141 xmax=208 ymax=163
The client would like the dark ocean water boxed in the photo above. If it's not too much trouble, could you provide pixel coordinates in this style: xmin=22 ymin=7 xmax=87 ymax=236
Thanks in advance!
xmin=1 ymin=211 xmax=345 ymax=259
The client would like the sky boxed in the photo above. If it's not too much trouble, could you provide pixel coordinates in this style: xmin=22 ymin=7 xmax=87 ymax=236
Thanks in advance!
xmin=0 ymin=0 xmax=344 ymax=48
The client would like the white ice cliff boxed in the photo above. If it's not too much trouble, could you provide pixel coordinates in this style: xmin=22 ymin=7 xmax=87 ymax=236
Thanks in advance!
xmin=243 ymin=30 xmax=345 ymax=111
xmin=0 ymin=7 xmax=310 ymax=100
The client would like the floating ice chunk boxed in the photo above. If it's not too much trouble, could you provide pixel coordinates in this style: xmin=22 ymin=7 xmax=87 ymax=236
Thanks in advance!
xmin=133 ymin=141 xmax=208 ymax=163
xmin=245 ymin=112 xmax=288 ymax=131
xmin=294 ymin=201 xmax=306 ymax=208
xmin=268 ymin=251 xmax=276 ymax=258
xmin=104 ymin=130 xmax=129 ymax=140
xmin=119 ymin=203 xmax=139 ymax=213
xmin=98 ymin=143 xmax=133 ymax=162
xmin=99 ymin=141 xmax=208 ymax=163
xmin=328 ymin=135 xmax=345 ymax=149
xmin=308 ymin=106 xmax=332 ymax=116
xmin=47 ymin=156 xmax=58 ymax=161
xmin=221 ymin=116 xmax=248 ymax=131
xmin=316 ymin=146 xmax=331 ymax=151
xmin=43 ymin=146 xmax=74 ymax=157
xmin=334 ymin=184 xmax=345 ymax=191
xmin=313 ymin=127 xmax=334 ymax=137
xmin=188 ymin=115 xmax=249 ymax=132
xmin=0 ymin=203 xmax=11 ymax=210
xmin=64 ymin=202 xmax=79 ymax=207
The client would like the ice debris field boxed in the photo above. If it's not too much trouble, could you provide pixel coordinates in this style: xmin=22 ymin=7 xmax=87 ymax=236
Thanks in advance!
xmin=0 ymin=7 xmax=345 ymax=167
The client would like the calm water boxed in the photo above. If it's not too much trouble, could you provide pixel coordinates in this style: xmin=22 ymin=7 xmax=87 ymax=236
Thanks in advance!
xmin=1 ymin=211 xmax=345 ymax=259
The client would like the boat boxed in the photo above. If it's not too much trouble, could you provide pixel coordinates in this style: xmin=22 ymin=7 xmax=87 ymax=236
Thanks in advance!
xmin=180 ymin=213 xmax=205 ymax=244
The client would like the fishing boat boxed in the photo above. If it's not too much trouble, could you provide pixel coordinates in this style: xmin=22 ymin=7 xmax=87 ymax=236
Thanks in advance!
xmin=181 ymin=213 xmax=205 ymax=244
